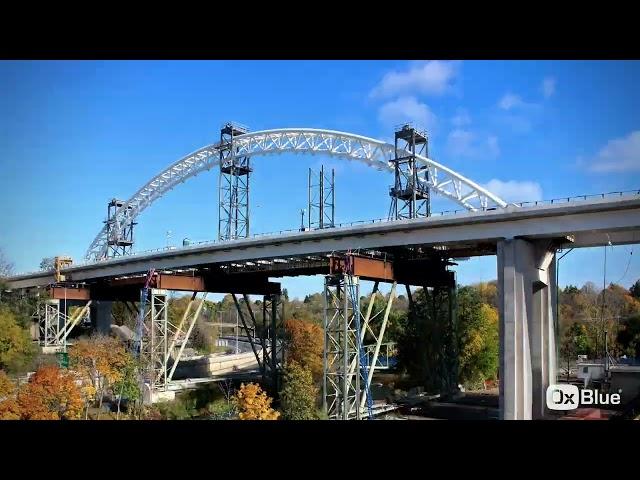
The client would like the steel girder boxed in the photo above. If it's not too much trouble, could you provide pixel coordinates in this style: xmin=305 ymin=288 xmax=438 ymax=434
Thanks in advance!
xmin=85 ymin=128 xmax=509 ymax=261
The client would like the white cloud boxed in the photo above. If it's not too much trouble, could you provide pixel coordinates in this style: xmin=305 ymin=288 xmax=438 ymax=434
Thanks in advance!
xmin=588 ymin=131 xmax=640 ymax=173
xmin=370 ymin=61 xmax=459 ymax=99
xmin=498 ymin=92 xmax=527 ymax=111
xmin=542 ymin=76 xmax=556 ymax=98
xmin=451 ymin=108 xmax=471 ymax=127
xmin=446 ymin=130 xmax=500 ymax=158
xmin=447 ymin=129 xmax=476 ymax=156
xmin=377 ymin=96 xmax=437 ymax=130
xmin=483 ymin=179 xmax=543 ymax=203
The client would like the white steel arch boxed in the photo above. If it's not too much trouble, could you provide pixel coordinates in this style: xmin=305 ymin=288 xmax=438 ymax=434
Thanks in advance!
xmin=85 ymin=128 xmax=508 ymax=261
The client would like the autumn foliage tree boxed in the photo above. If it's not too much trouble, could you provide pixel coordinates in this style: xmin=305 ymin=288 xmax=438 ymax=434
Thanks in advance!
xmin=68 ymin=336 xmax=129 ymax=418
xmin=0 ymin=370 xmax=20 ymax=420
xmin=284 ymin=316 xmax=323 ymax=382
xmin=17 ymin=365 xmax=83 ymax=420
xmin=234 ymin=383 xmax=279 ymax=420
xmin=0 ymin=305 xmax=36 ymax=373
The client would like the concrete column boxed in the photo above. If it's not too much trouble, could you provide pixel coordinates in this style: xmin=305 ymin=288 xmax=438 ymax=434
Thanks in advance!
xmin=91 ymin=300 xmax=113 ymax=335
xmin=498 ymin=238 xmax=533 ymax=420
xmin=498 ymin=238 xmax=557 ymax=420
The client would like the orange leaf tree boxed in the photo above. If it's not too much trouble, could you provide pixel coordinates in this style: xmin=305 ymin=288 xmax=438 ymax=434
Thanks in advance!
xmin=17 ymin=365 xmax=83 ymax=420
xmin=234 ymin=383 xmax=280 ymax=420
xmin=284 ymin=316 xmax=323 ymax=382
xmin=0 ymin=370 xmax=20 ymax=420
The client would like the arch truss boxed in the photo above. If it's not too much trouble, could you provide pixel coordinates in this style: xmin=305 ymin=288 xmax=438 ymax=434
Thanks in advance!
xmin=85 ymin=128 xmax=508 ymax=261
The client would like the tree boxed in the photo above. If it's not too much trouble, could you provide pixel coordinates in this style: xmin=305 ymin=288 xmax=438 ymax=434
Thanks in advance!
xmin=457 ymin=299 xmax=499 ymax=389
xmin=111 ymin=353 xmax=141 ymax=419
xmin=0 ymin=370 xmax=20 ymax=420
xmin=0 ymin=248 xmax=13 ymax=278
xmin=616 ymin=314 xmax=640 ymax=359
xmin=474 ymin=281 xmax=498 ymax=309
xmin=17 ymin=365 xmax=83 ymax=419
xmin=562 ymin=322 xmax=593 ymax=357
xmin=233 ymin=383 xmax=279 ymax=420
xmin=396 ymin=287 xmax=457 ymax=393
xmin=631 ymin=280 xmax=640 ymax=300
xmin=284 ymin=317 xmax=323 ymax=382
xmin=39 ymin=257 xmax=55 ymax=271
xmin=279 ymin=361 xmax=319 ymax=420
xmin=68 ymin=335 xmax=128 ymax=419
xmin=0 ymin=305 xmax=36 ymax=373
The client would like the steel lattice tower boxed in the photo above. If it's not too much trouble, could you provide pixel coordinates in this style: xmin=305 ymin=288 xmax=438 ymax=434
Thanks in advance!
xmin=323 ymin=274 xmax=362 ymax=420
xmin=308 ymin=165 xmax=335 ymax=229
xmin=389 ymin=124 xmax=431 ymax=220
xmin=105 ymin=199 xmax=136 ymax=258
xmin=218 ymin=122 xmax=251 ymax=241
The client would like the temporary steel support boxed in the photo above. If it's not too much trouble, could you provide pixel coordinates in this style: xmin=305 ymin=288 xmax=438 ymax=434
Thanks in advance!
xmin=230 ymin=293 xmax=283 ymax=391
xmin=218 ymin=122 xmax=251 ymax=241
xmin=308 ymin=165 xmax=335 ymax=229
xmin=54 ymin=301 xmax=92 ymax=346
xmin=139 ymin=288 xmax=169 ymax=391
xmin=389 ymin=124 xmax=430 ymax=220
xmin=262 ymin=293 xmax=283 ymax=392
xmin=37 ymin=299 xmax=91 ymax=351
xmin=360 ymin=282 xmax=396 ymax=411
xmin=105 ymin=198 xmax=136 ymax=258
xmin=39 ymin=299 xmax=62 ymax=348
xmin=323 ymin=274 xmax=363 ymax=420
xmin=167 ymin=292 xmax=208 ymax=383
xmin=231 ymin=294 xmax=263 ymax=371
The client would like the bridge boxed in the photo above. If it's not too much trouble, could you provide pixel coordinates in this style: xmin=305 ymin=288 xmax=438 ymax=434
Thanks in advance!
xmin=4 ymin=122 xmax=640 ymax=420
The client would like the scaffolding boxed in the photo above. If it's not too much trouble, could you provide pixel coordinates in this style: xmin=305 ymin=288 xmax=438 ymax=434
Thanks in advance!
xmin=308 ymin=165 xmax=335 ymax=229
xmin=218 ymin=122 xmax=251 ymax=241
xmin=39 ymin=299 xmax=62 ymax=349
xmin=389 ymin=124 xmax=431 ymax=220
xmin=104 ymin=199 xmax=136 ymax=258
xmin=140 ymin=288 xmax=168 ymax=391
xmin=37 ymin=299 xmax=91 ymax=351
xmin=323 ymin=274 xmax=364 ymax=420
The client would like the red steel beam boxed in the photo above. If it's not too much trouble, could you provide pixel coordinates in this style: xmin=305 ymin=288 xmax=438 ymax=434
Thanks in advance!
xmin=48 ymin=286 xmax=91 ymax=301
xmin=329 ymin=255 xmax=395 ymax=282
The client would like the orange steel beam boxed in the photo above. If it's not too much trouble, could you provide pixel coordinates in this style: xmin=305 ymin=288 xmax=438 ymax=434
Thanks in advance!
xmin=109 ymin=274 xmax=206 ymax=292
xmin=329 ymin=255 xmax=395 ymax=282
xmin=48 ymin=286 xmax=91 ymax=301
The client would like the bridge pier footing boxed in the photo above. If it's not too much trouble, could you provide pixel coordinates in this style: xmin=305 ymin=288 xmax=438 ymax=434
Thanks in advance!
xmin=497 ymin=238 xmax=557 ymax=420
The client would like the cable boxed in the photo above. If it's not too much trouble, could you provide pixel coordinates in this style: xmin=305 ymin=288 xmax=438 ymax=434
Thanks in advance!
xmin=613 ymin=247 xmax=634 ymax=285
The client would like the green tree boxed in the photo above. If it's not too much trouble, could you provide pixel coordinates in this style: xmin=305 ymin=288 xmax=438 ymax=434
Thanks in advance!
xmin=279 ymin=361 xmax=319 ymax=420
xmin=0 ymin=305 xmax=36 ymax=373
xmin=631 ymin=280 xmax=640 ymax=300
xmin=562 ymin=322 xmax=593 ymax=357
xmin=396 ymin=287 xmax=456 ymax=393
xmin=111 ymin=353 xmax=141 ymax=419
xmin=457 ymin=293 xmax=499 ymax=389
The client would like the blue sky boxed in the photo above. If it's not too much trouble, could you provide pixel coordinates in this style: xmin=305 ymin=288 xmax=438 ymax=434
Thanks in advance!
xmin=1 ymin=60 xmax=639 ymax=299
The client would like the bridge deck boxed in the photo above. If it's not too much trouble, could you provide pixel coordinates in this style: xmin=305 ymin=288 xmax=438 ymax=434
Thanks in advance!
xmin=5 ymin=195 xmax=640 ymax=290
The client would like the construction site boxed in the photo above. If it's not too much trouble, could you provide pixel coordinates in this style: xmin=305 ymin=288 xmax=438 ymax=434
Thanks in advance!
xmin=3 ymin=121 xmax=640 ymax=421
